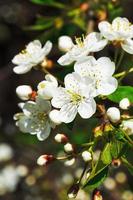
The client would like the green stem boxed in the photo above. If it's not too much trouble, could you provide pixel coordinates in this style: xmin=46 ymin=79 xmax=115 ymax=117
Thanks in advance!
xmin=78 ymin=163 xmax=88 ymax=184
xmin=116 ymin=50 xmax=125 ymax=71
xmin=114 ymin=48 xmax=119 ymax=63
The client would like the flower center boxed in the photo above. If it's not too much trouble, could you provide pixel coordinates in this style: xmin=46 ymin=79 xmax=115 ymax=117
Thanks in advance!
xmin=37 ymin=112 xmax=47 ymax=121
xmin=75 ymin=35 xmax=85 ymax=47
xmin=67 ymin=90 xmax=83 ymax=104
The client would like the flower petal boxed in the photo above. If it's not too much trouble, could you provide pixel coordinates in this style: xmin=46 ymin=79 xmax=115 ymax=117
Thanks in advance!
xmin=13 ymin=65 xmax=32 ymax=74
xmin=98 ymin=77 xmax=118 ymax=95
xmin=36 ymin=97 xmax=51 ymax=113
xmin=78 ymin=99 xmax=96 ymax=119
xmin=42 ymin=40 xmax=52 ymax=56
xmin=97 ymin=57 xmax=115 ymax=76
xmin=37 ymin=122 xmax=51 ymax=141
xmin=59 ymin=103 xmax=77 ymax=123
xmin=85 ymin=32 xmax=108 ymax=52
xmin=121 ymin=39 xmax=133 ymax=54
xmin=57 ymin=52 xmax=74 ymax=66
xmin=98 ymin=21 xmax=116 ymax=40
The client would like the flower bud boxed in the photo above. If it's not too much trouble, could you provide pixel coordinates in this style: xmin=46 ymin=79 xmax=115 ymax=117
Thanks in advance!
xmin=64 ymin=158 xmax=75 ymax=166
xmin=58 ymin=36 xmax=73 ymax=52
xmin=82 ymin=151 xmax=92 ymax=162
xmin=111 ymin=159 xmax=121 ymax=168
xmin=16 ymin=85 xmax=32 ymax=100
xmin=67 ymin=183 xmax=79 ymax=199
xmin=106 ymin=107 xmax=120 ymax=123
xmin=93 ymin=190 xmax=103 ymax=200
xmin=64 ymin=143 xmax=74 ymax=153
xmin=119 ymin=98 xmax=130 ymax=110
xmin=54 ymin=133 xmax=68 ymax=144
xmin=37 ymin=154 xmax=54 ymax=166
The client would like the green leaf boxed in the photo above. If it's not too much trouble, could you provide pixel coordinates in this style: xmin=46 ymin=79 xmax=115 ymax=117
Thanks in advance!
xmin=121 ymin=157 xmax=133 ymax=175
xmin=101 ymin=143 xmax=112 ymax=165
xmin=111 ymin=140 xmax=127 ymax=159
xmin=30 ymin=0 xmax=65 ymax=8
xmin=108 ymin=86 xmax=133 ymax=103
xmin=84 ymin=166 xmax=108 ymax=190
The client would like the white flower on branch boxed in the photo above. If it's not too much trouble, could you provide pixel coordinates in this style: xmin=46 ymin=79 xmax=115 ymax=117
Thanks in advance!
xmin=106 ymin=107 xmax=120 ymax=123
xmin=12 ymin=40 xmax=52 ymax=74
xmin=51 ymin=72 xmax=96 ymax=123
xmin=58 ymin=32 xmax=107 ymax=66
xmin=74 ymin=56 xmax=118 ymax=96
xmin=99 ymin=17 xmax=133 ymax=54
xmin=14 ymin=97 xmax=56 ymax=141
xmin=37 ymin=74 xmax=58 ymax=100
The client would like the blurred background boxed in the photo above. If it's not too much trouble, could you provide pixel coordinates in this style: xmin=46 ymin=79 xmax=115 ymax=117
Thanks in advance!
xmin=0 ymin=0 xmax=133 ymax=199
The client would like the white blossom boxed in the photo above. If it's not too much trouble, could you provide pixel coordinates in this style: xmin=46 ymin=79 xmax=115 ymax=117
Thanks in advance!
xmin=14 ymin=96 xmax=56 ymax=141
xmin=64 ymin=158 xmax=75 ymax=166
xmin=58 ymin=35 xmax=74 ymax=52
xmin=74 ymin=56 xmax=118 ymax=96
xmin=119 ymin=98 xmax=130 ymax=110
xmin=106 ymin=107 xmax=120 ymax=123
xmin=121 ymin=119 xmax=133 ymax=135
xmin=51 ymin=72 xmax=96 ymax=123
xmin=12 ymin=40 xmax=52 ymax=74
xmin=58 ymin=32 xmax=107 ymax=66
xmin=37 ymin=74 xmax=58 ymax=100
xmin=16 ymin=85 xmax=32 ymax=100
xmin=99 ymin=17 xmax=133 ymax=54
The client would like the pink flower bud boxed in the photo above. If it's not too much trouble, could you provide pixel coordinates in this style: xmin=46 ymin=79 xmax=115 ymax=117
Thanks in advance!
xmin=37 ymin=154 xmax=54 ymax=166
xmin=54 ymin=133 xmax=68 ymax=144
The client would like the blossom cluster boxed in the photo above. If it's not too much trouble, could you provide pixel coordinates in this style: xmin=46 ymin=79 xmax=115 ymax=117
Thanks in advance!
xmin=12 ymin=17 xmax=133 ymax=141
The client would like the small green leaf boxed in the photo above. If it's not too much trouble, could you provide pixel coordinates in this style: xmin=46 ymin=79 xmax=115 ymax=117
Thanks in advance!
xmin=121 ymin=157 xmax=133 ymax=175
xmin=111 ymin=140 xmax=126 ymax=159
xmin=30 ymin=0 xmax=65 ymax=8
xmin=84 ymin=166 xmax=108 ymax=190
xmin=101 ymin=143 xmax=112 ymax=165
xmin=108 ymin=86 xmax=133 ymax=103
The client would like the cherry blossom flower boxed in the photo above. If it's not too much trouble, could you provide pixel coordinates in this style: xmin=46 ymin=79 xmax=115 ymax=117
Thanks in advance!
xmin=51 ymin=73 xmax=96 ymax=123
xmin=99 ymin=17 xmax=133 ymax=54
xmin=74 ymin=56 xmax=118 ymax=96
xmin=12 ymin=40 xmax=52 ymax=74
xmin=14 ymin=97 xmax=56 ymax=141
xmin=58 ymin=32 xmax=107 ymax=66
xmin=37 ymin=74 xmax=58 ymax=100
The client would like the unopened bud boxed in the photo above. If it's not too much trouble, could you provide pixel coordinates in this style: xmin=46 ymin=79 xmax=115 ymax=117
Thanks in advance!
xmin=16 ymin=85 xmax=32 ymax=100
xmin=119 ymin=98 xmax=130 ymax=110
xmin=64 ymin=143 xmax=74 ymax=153
xmin=58 ymin=36 xmax=73 ymax=52
xmin=82 ymin=151 xmax=92 ymax=162
xmin=55 ymin=133 xmax=68 ymax=144
xmin=64 ymin=158 xmax=75 ymax=166
xmin=106 ymin=107 xmax=120 ymax=123
xmin=112 ymin=159 xmax=121 ymax=168
xmin=67 ymin=183 xmax=79 ymax=199
xmin=93 ymin=125 xmax=103 ymax=137
xmin=93 ymin=190 xmax=103 ymax=200
xmin=37 ymin=154 xmax=54 ymax=166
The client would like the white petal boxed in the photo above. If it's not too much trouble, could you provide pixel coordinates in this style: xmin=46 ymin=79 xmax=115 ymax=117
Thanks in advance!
xmin=37 ymin=123 xmax=51 ymax=141
xmin=49 ymin=109 xmax=62 ymax=125
xmin=74 ymin=56 xmax=96 ymax=76
xmin=42 ymin=40 xmax=52 ymax=56
xmin=58 ymin=35 xmax=74 ymax=52
xmin=121 ymin=39 xmax=133 ymax=54
xmin=98 ymin=21 xmax=116 ymax=40
xmin=97 ymin=57 xmax=115 ymax=76
xmin=26 ymin=40 xmax=42 ymax=54
xmin=59 ymin=103 xmax=77 ymax=123
xmin=98 ymin=77 xmax=118 ymax=95
xmin=85 ymin=32 xmax=108 ymax=52
xmin=57 ymin=52 xmax=74 ymax=66
xmin=78 ymin=99 xmax=96 ymax=119
xmin=51 ymin=87 xmax=70 ymax=108
xmin=64 ymin=73 xmax=81 ymax=92
xmin=36 ymin=97 xmax=51 ymax=113
xmin=45 ymin=74 xmax=58 ymax=87
xmin=13 ymin=65 xmax=32 ymax=74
